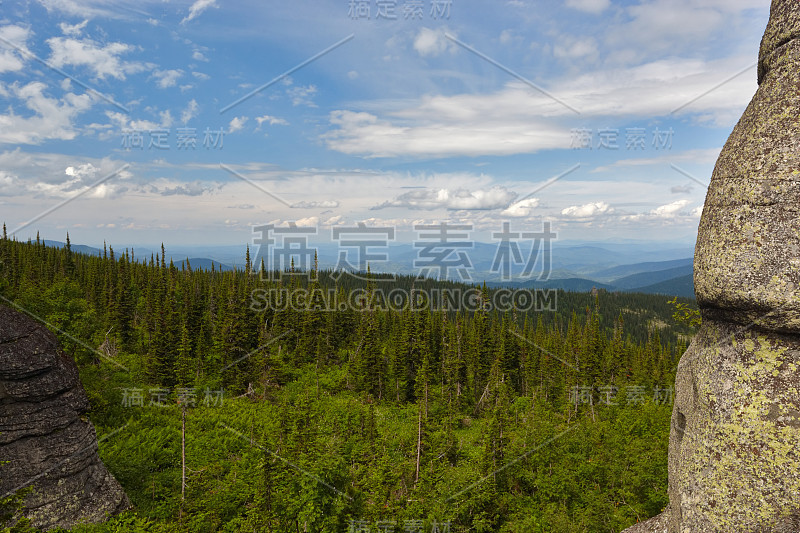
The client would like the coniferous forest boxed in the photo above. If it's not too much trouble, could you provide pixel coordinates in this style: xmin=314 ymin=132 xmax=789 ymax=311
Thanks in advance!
xmin=0 ymin=232 xmax=698 ymax=532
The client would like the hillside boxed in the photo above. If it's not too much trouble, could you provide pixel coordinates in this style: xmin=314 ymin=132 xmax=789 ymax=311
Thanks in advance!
xmin=0 ymin=237 xmax=693 ymax=532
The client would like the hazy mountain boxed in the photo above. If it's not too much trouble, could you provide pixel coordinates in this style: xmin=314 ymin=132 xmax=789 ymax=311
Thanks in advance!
xmin=610 ymin=264 xmax=694 ymax=290
xmin=627 ymin=274 xmax=695 ymax=298
xmin=45 ymin=238 xmax=698 ymax=294
xmin=589 ymin=258 xmax=693 ymax=282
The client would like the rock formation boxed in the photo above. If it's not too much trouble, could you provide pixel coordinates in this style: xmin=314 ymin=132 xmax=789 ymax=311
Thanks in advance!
xmin=0 ymin=305 xmax=130 ymax=530
xmin=622 ymin=0 xmax=800 ymax=531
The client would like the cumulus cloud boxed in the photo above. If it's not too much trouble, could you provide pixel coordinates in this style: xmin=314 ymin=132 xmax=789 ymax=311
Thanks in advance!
xmin=287 ymin=84 xmax=317 ymax=107
xmin=0 ymin=82 xmax=93 ymax=145
xmin=58 ymin=20 xmax=88 ymax=36
xmin=159 ymin=181 xmax=211 ymax=196
xmin=46 ymin=36 xmax=147 ymax=80
xmin=181 ymin=99 xmax=199 ymax=124
xmin=651 ymin=199 xmax=691 ymax=217
xmin=561 ymin=201 xmax=612 ymax=218
xmin=105 ymin=109 xmax=172 ymax=131
xmin=621 ymin=199 xmax=694 ymax=221
xmin=413 ymin=27 xmax=456 ymax=57
xmin=152 ymin=69 xmax=183 ymax=89
xmin=256 ymin=115 xmax=289 ymax=128
xmin=29 ymin=161 xmax=124 ymax=199
xmin=373 ymin=186 xmax=517 ymax=211
xmin=292 ymin=200 xmax=340 ymax=209
xmin=322 ymin=215 xmax=345 ymax=226
xmin=228 ymin=116 xmax=248 ymax=133
xmin=294 ymin=216 xmax=319 ymax=227
xmin=182 ymin=0 xmax=218 ymax=24
xmin=0 ymin=26 xmax=31 ymax=74
xmin=501 ymin=198 xmax=540 ymax=217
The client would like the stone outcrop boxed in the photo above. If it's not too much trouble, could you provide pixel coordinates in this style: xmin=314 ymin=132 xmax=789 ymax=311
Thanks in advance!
xmin=622 ymin=0 xmax=800 ymax=531
xmin=0 ymin=305 xmax=130 ymax=530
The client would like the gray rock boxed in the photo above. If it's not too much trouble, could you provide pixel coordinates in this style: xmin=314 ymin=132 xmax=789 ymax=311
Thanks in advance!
xmin=622 ymin=1 xmax=800 ymax=532
xmin=0 ymin=305 xmax=130 ymax=530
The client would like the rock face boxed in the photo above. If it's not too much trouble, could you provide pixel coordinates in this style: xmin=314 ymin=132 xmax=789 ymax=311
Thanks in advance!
xmin=623 ymin=1 xmax=800 ymax=531
xmin=0 ymin=305 xmax=130 ymax=530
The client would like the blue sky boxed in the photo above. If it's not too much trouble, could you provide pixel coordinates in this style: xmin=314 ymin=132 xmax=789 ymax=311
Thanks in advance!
xmin=0 ymin=0 xmax=770 ymax=248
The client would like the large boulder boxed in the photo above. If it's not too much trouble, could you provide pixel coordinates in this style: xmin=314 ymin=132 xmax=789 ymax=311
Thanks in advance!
xmin=622 ymin=1 xmax=800 ymax=531
xmin=0 ymin=305 xmax=130 ymax=530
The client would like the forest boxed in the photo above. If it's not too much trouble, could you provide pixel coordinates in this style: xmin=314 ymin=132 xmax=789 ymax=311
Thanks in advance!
xmin=0 ymin=231 xmax=698 ymax=532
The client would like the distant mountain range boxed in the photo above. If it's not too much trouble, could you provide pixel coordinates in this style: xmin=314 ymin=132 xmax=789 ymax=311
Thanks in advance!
xmin=487 ymin=261 xmax=694 ymax=298
xmin=38 ymin=239 xmax=695 ymax=298
xmin=41 ymin=241 xmax=235 ymax=272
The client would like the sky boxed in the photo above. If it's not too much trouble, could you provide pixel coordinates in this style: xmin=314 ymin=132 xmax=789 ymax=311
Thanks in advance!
xmin=0 ymin=0 xmax=771 ymax=251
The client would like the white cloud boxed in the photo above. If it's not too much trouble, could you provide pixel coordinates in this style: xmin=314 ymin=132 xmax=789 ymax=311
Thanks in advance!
xmin=159 ymin=110 xmax=173 ymax=128
xmin=192 ymin=71 xmax=210 ymax=80
xmin=158 ymin=181 xmax=213 ymax=197
xmin=413 ymin=27 xmax=456 ymax=57
xmin=565 ymin=0 xmax=610 ymax=14
xmin=287 ymin=84 xmax=317 ymax=107
xmin=182 ymin=0 xmax=218 ymax=24
xmin=294 ymin=216 xmax=319 ymax=227
xmin=325 ymin=106 xmax=569 ymax=158
xmin=192 ymin=50 xmax=208 ymax=62
xmin=322 ymin=215 xmax=345 ymax=226
xmin=553 ymin=36 xmax=597 ymax=60
xmin=105 ymin=108 xmax=172 ymax=131
xmin=620 ymin=199 xmax=693 ymax=221
xmin=499 ymin=29 xmax=514 ymax=45
xmin=0 ymin=82 xmax=93 ymax=145
xmin=591 ymin=148 xmax=721 ymax=173
xmin=228 ymin=116 xmax=248 ymax=133
xmin=37 ymin=0 xmax=151 ymax=19
xmin=651 ymin=199 xmax=690 ymax=218
xmin=373 ymin=186 xmax=517 ymax=211
xmin=561 ymin=201 xmax=612 ymax=218
xmin=324 ymin=52 xmax=756 ymax=158
xmin=0 ymin=26 xmax=31 ymax=74
xmin=46 ymin=36 xmax=145 ymax=80
xmin=501 ymin=198 xmax=540 ymax=217
xmin=58 ymin=19 xmax=88 ymax=37
xmin=152 ymin=69 xmax=183 ymax=89
xmin=604 ymin=0 xmax=767 ymax=62
xmin=256 ymin=115 xmax=289 ymax=128
xmin=61 ymin=163 xmax=113 ymax=198
xmin=292 ymin=200 xmax=340 ymax=209
xmin=181 ymin=99 xmax=199 ymax=124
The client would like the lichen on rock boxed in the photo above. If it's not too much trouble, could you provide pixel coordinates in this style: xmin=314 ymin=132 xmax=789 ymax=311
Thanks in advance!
xmin=622 ymin=1 xmax=800 ymax=531
xmin=0 ymin=305 xmax=130 ymax=530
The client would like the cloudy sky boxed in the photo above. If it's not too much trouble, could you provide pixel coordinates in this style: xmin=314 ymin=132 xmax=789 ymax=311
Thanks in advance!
xmin=0 ymin=0 xmax=770 ymax=249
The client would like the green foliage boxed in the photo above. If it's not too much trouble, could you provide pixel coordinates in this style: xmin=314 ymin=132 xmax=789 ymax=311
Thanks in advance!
xmin=668 ymin=297 xmax=701 ymax=329
xmin=0 ymin=237 xmax=689 ymax=532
